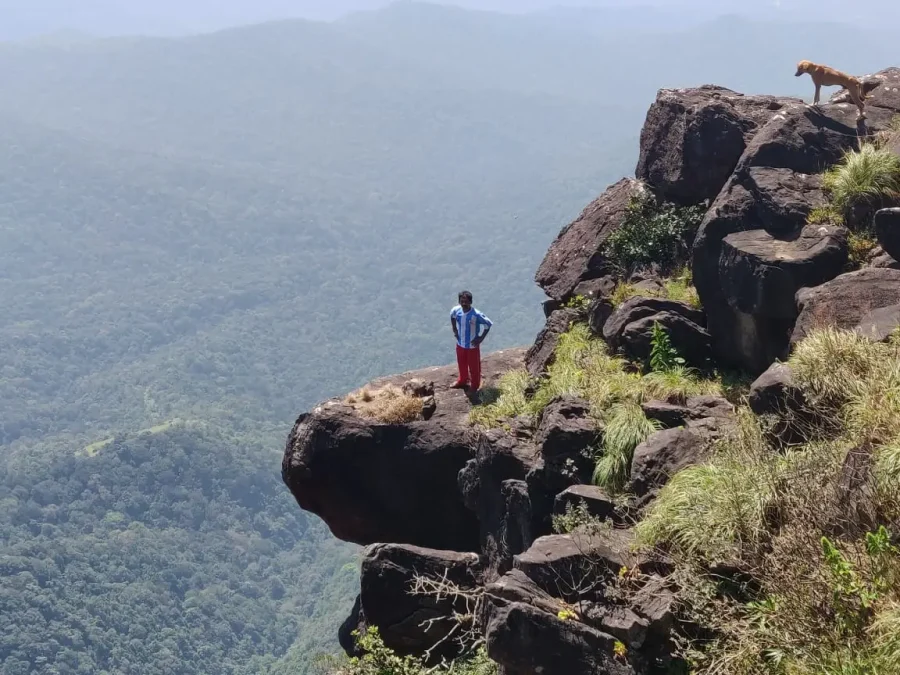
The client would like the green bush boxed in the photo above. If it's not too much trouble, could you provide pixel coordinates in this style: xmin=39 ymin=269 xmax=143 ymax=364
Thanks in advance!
xmin=602 ymin=191 xmax=706 ymax=274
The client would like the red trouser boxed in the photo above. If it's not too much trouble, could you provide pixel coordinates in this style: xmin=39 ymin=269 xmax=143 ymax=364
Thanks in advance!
xmin=455 ymin=345 xmax=482 ymax=390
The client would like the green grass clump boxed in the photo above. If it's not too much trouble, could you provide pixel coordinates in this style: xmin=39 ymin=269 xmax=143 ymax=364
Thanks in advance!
xmin=847 ymin=229 xmax=878 ymax=268
xmin=807 ymin=204 xmax=844 ymax=226
xmin=466 ymin=369 xmax=530 ymax=428
xmin=788 ymin=326 xmax=890 ymax=417
xmin=471 ymin=322 xmax=724 ymax=491
xmin=592 ymin=401 xmax=662 ymax=491
xmin=822 ymin=143 xmax=900 ymax=213
xmin=635 ymin=409 xmax=779 ymax=560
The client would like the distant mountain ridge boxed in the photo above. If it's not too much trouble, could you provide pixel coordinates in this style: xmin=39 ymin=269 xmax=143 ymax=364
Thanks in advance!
xmin=3 ymin=0 xmax=899 ymax=41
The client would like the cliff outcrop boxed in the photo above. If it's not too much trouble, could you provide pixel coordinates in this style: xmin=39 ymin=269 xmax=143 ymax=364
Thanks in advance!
xmin=283 ymin=67 xmax=900 ymax=674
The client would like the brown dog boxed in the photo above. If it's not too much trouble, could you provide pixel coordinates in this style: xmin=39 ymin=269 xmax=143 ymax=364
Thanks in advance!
xmin=795 ymin=60 xmax=867 ymax=119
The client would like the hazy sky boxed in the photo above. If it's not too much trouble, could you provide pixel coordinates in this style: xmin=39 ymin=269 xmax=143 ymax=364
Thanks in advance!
xmin=0 ymin=0 xmax=890 ymax=40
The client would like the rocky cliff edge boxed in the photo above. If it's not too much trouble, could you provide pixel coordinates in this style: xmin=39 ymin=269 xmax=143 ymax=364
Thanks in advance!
xmin=282 ymin=67 xmax=900 ymax=674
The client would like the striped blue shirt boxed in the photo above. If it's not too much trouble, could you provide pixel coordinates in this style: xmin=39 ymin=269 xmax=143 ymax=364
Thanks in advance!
xmin=451 ymin=305 xmax=493 ymax=349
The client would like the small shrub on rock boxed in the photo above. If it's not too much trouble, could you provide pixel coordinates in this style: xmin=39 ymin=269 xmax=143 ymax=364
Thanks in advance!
xmin=551 ymin=501 xmax=612 ymax=536
xmin=316 ymin=627 xmax=498 ymax=675
xmin=602 ymin=192 xmax=706 ymax=275
xmin=846 ymin=229 xmax=878 ymax=269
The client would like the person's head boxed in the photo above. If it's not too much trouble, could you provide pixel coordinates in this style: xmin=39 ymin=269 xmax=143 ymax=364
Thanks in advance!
xmin=458 ymin=290 xmax=473 ymax=311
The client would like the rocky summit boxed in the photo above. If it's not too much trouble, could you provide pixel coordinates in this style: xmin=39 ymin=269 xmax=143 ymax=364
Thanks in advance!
xmin=282 ymin=67 xmax=900 ymax=674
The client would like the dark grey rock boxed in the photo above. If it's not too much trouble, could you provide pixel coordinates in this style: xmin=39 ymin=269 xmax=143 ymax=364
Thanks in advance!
xmin=719 ymin=224 xmax=848 ymax=320
xmin=358 ymin=544 xmax=483 ymax=661
xmin=792 ymin=268 xmax=900 ymax=346
xmin=630 ymin=427 xmax=712 ymax=500
xmin=636 ymin=85 xmax=799 ymax=205
xmin=875 ymin=208 xmax=900 ymax=262
xmin=604 ymin=296 xmax=706 ymax=348
xmin=692 ymin=101 xmax=900 ymax=373
xmin=854 ymin=304 xmax=900 ymax=343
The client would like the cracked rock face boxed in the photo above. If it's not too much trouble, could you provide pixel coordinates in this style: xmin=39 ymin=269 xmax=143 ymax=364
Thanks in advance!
xmin=535 ymin=178 xmax=644 ymax=303
xmin=636 ymin=85 xmax=799 ymax=206
xmin=345 ymin=543 xmax=484 ymax=663
xmin=691 ymin=98 xmax=900 ymax=373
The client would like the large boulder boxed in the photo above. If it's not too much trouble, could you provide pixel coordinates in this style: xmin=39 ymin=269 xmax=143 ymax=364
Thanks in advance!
xmin=513 ymin=530 xmax=639 ymax=602
xmin=603 ymin=297 xmax=706 ymax=347
xmin=458 ymin=428 xmax=537 ymax=575
xmin=574 ymin=276 xmax=618 ymax=302
xmin=719 ymin=224 xmax=849 ymax=320
xmin=629 ymin=427 xmax=713 ymax=501
xmin=749 ymin=362 xmax=807 ymax=417
xmin=711 ymin=223 xmax=849 ymax=369
xmin=748 ymin=361 xmax=813 ymax=444
xmin=792 ymin=268 xmax=900 ymax=346
xmin=484 ymin=599 xmax=637 ymax=675
xmin=603 ymin=296 xmax=709 ymax=366
xmin=871 ymin=245 xmax=900 ymax=270
xmin=282 ymin=348 xmax=526 ymax=551
xmin=642 ymin=395 xmax=734 ymax=429
xmin=588 ymin=297 xmax=615 ymax=337
xmin=621 ymin=312 xmax=712 ymax=367
xmin=535 ymin=178 xmax=644 ymax=302
xmin=354 ymin=544 xmax=484 ymax=661
xmin=554 ymin=485 xmax=620 ymax=525
xmin=483 ymin=545 xmax=679 ymax=674
xmin=854 ymin=305 xmax=900 ymax=343
xmin=535 ymin=396 xmax=599 ymax=481
xmin=525 ymin=307 xmax=580 ymax=378
xmin=523 ymin=397 xmax=603 ymax=538
xmin=636 ymin=85 xmax=799 ymax=205
xmin=482 ymin=570 xmax=637 ymax=675
xmin=875 ymin=208 xmax=900 ymax=262
xmin=693 ymin=100 xmax=900 ymax=373
xmin=829 ymin=67 xmax=900 ymax=114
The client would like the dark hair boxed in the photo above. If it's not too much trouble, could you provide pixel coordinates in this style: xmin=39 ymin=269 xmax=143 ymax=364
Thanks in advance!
xmin=458 ymin=290 xmax=473 ymax=302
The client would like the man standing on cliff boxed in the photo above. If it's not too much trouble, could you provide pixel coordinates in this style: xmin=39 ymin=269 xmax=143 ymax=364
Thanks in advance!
xmin=450 ymin=290 xmax=492 ymax=394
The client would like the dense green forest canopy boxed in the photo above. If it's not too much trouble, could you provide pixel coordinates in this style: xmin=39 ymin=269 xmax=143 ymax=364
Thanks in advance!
xmin=0 ymin=424 xmax=357 ymax=675
xmin=1 ymin=3 xmax=898 ymax=674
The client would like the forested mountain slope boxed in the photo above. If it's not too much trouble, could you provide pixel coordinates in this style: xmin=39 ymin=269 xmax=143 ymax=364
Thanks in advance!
xmin=2 ymin=4 xmax=899 ymax=674
xmin=0 ymin=424 xmax=356 ymax=675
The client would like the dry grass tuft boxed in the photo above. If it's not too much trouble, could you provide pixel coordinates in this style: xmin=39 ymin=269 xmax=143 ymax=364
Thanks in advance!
xmin=344 ymin=384 xmax=423 ymax=424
